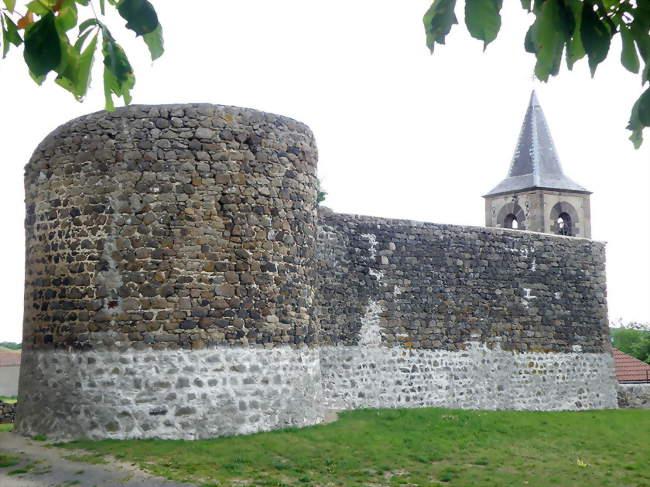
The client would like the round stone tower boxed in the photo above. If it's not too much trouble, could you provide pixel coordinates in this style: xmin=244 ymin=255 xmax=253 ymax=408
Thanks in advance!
xmin=17 ymin=104 xmax=323 ymax=439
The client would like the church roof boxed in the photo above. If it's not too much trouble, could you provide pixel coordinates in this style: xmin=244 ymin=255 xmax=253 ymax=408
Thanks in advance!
xmin=484 ymin=91 xmax=590 ymax=197
xmin=613 ymin=348 xmax=650 ymax=383
xmin=0 ymin=351 xmax=20 ymax=367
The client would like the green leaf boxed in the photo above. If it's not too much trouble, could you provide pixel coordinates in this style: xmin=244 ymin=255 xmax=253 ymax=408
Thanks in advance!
xmin=620 ymin=26 xmax=640 ymax=74
xmin=524 ymin=23 xmax=537 ymax=53
xmin=75 ymin=32 xmax=97 ymax=98
xmin=74 ymin=27 xmax=92 ymax=50
xmin=55 ymin=0 xmax=78 ymax=32
xmin=142 ymin=22 xmax=163 ymax=60
xmin=26 ymin=0 xmax=52 ymax=15
xmin=24 ymin=11 xmax=61 ymax=78
xmin=2 ymin=0 xmax=16 ymax=13
xmin=99 ymin=0 xmax=105 ymax=15
xmin=630 ymin=19 xmax=650 ymax=83
xmin=1 ymin=15 xmax=6 ymax=58
xmin=464 ymin=0 xmax=502 ymax=50
xmin=580 ymin=0 xmax=611 ymax=77
xmin=533 ymin=0 xmax=572 ymax=81
xmin=29 ymin=69 xmax=46 ymax=85
xmin=54 ymin=38 xmax=80 ymax=95
xmin=423 ymin=0 xmax=457 ymax=53
xmin=102 ymin=29 xmax=132 ymax=84
xmin=565 ymin=0 xmax=585 ymax=69
xmin=78 ymin=18 xmax=99 ymax=35
xmin=2 ymin=14 xmax=22 ymax=58
xmin=531 ymin=0 xmax=546 ymax=14
xmin=75 ymin=0 xmax=89 ymax=5
xmin=56 ymin=31 xmax=97 ymax=100
xmin=101 ymin=26 xmax=135 ymax=110
xmin=637 ymin=87 xmax=650 ymax=127
xmin=117 ymin=0 xmax=158 ymax=36
xmin=521 ymin=0 xmax=532 ymax=11
xmin=627 ymin=89 xmax=650 ymax=149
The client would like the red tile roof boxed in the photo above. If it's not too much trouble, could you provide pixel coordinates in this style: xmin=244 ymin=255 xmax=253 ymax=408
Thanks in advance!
xmin=613 ymin=348 xmax=650 ymax=383
xmin=0 ymin=352 xmax=21 ymax=367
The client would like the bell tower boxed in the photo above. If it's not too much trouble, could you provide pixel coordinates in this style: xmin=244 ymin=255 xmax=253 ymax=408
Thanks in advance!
xmin=484 ymin=91 xmax=592 ymax=238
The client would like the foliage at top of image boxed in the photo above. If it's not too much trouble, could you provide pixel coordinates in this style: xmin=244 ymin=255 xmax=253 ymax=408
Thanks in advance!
xmin=0 ymin=0 xmax=163 ymax=109
xmin=2 ymin=1 xmax=647 ymax=149
xmin=423 ymin=0 xmax=650 ymax=147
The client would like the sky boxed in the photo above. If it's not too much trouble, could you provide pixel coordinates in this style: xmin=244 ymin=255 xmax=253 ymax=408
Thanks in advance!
xmin=0 ymin=1 xmax=648 ymax=342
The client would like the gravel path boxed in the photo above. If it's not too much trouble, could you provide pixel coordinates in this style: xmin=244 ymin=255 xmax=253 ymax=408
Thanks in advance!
xmin=0 ymin=432 xmax=195 ymax=487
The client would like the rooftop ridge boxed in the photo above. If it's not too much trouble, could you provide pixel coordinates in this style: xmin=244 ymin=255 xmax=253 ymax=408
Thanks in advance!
xmin=531 ymin=93 xmax=541 ymax=187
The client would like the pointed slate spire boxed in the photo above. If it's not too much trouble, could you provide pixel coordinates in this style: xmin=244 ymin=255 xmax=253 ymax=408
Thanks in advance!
xmin=485 ymin=91 xmax=590 ymax=196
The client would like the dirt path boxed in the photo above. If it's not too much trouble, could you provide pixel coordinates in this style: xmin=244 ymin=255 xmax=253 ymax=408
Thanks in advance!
xmin=0 ymin=431 xmax=195 ymax=487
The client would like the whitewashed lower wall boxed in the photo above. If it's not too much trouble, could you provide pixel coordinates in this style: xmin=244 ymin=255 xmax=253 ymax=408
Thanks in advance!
xmin=16 ymin=347 xmax=324 ymax=440
xmin=617 ymin=383 xmax=650 ymax=409
xmin=320 ymin=343 xmax=618 ymax=411
xmin=17 ymin=343 xmax=619 ymax=440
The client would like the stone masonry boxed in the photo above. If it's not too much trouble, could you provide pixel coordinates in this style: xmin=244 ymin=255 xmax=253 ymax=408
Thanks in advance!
xmin=617 ymin=384 xmax=650 ymax=409
xmin=316 ymin=211 xmax=614 ymax=412
xmin=1 ymin=401 xmax=16 ymax=424
xmin=17 ymin=104 xmax=618 ymax=440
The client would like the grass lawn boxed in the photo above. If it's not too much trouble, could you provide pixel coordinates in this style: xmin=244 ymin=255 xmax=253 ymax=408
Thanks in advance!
xmin=60 ymin=408 xmax=649 ymax=487
xmin=0 ymin=423 xmax=14 ymax=432
xmin=0 ymin=396 xmax=17 ymax=404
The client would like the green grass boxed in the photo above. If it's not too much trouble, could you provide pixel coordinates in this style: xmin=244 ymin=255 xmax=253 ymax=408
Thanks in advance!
xmin=0 ymin=453 xmax=20 ymax=469
xmin=7 ymin=463 xmax=34 ymax=475
xmin=59 ymin=408 xmax=650 ymax=487
xmin=0 ymin=396 xmax=17 ymax=403
xmin=7 ymin=468 xmax=30 ymax=475
xmin=0 ymin=423 xmax=14 ymax=432
xmin=62 ymin=453 xmax=108 ymax=465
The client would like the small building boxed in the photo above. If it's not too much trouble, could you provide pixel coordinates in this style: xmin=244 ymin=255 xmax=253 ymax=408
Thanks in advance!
xmin=0 ymin=352 xmax=21 ymax=397
xmin=613 ymin=348 xmax=650 ymax=409
xmin=484 ymin=92 xmax=592 ymax=238
xmin=613 ymin=348 xmax=650 ymax=383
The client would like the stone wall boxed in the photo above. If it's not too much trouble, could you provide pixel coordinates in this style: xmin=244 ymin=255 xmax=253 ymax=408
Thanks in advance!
xmin=316 ymin=211 xmax=609 ymax=353
xmin=617 ymin=383 xmax=650 ymax=409
xmin=316 ymin=211 xmax=616 ymax=411
xmin=23 ymin=103 xmax=318 ymax=351
xmin=0 ymin=401 xmax=16 ymax=424
xmin=18 ymin=104 xmax=323 ymax=439
xmin=18 ymin=104 xmax=618 ymax=441
xmin=0 ymin=365 xmax=20 ymax=397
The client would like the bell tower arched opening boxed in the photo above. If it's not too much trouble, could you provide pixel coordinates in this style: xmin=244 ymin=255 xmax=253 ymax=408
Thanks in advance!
xmin=504 ymin=214 xmax=519 ymax=229
xmin=550 ymin=202 xmax=579 ymax=237
xmin=497 ymin=202 xmax=526 ymax=231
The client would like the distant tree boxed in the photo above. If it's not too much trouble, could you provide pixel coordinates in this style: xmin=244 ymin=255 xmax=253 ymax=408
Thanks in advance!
xmin=0 ymin=0 xmax=163 ymax=109
xmin=317 ymin=179 xmax=327 ymax=205
xmin=0 ymin=341 xmax=21 ymax=350
xmin=632 ymin=331 xmax=650 ymax=364
xmin=611 ymin=327 xmax=650 ymax=363
xmin=423 ymin=0 xmax=650 ymax=147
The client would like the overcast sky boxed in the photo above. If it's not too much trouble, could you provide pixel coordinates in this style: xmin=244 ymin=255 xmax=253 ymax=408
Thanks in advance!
xmin=0 ymin=1 xmax=648 ymax=342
